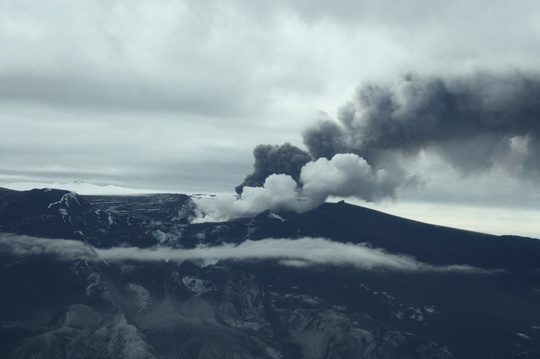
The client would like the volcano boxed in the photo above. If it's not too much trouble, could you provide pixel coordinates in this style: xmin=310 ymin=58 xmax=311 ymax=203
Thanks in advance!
xmin=1 ymin=187 xmax=539 ymax=358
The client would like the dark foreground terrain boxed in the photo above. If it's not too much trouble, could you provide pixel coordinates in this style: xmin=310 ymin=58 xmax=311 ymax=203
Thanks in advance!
xmin=1 ymin=187 xmax=539 ymax=358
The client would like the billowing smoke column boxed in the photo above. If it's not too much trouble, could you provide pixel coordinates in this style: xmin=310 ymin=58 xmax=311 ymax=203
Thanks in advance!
xmin=196 ymin=71 xmax=540 ymax=221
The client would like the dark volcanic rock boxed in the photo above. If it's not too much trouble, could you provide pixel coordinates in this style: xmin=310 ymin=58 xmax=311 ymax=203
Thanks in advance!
xmin=0 ymin=188 xmax=208 ymax=250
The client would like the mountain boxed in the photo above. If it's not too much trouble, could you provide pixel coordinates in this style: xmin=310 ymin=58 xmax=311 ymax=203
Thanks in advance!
xmin=1 ymin=187 xmax=539 ymax=358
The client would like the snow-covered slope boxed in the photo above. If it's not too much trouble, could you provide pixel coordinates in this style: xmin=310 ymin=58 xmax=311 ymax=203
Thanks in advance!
xmin=0 ymin=180 xmax=161 ymax=195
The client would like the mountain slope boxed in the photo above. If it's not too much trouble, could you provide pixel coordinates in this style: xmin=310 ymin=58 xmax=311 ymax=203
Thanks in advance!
xmin=259 ymin=201 xmax=540 ymax=269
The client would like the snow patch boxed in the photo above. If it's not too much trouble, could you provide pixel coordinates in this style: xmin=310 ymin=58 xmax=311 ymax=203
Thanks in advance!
xmin=126 ymin=283 xmax=151 ymax=313
xmin=269 ymin=212 xmax=286 ymax=222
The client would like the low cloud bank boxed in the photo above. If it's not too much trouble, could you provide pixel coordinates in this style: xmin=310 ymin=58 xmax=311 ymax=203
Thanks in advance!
xmin=0 ymin=233 xmax=96 ymax=259
xmin=0 ymin=234 xmax=482 ymax=273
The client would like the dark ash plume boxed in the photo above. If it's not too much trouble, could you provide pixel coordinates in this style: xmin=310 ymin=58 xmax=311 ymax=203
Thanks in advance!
xmin=235 ymin=143 xmax=312 ymax=194
xmin=214 ymin=71 xmax=540 ymax=222
xmin=303 ymin=119 xmax=346 ymax=159
xmin=303 ymin=72 xmax=540 ymax=177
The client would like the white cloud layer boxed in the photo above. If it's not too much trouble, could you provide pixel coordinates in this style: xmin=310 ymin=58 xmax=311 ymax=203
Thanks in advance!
xmin=0 ymin=233 xmax=482 ymax=273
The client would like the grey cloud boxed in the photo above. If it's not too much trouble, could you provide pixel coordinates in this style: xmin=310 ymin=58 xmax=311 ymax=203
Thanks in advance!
xmin=0 ymin=1 xmax=325 ymax=119
xmin=0 ymin=233 xmax=482 ymax=272
xmin=0 ymin=73 xmax=252 ymax=117
xmin=192 ymin=0 xmax=536 ymax=29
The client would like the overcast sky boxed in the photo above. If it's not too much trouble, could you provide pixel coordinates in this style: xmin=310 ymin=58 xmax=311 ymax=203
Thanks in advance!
xmin=1 ymin=0 xmax=539 ymax=237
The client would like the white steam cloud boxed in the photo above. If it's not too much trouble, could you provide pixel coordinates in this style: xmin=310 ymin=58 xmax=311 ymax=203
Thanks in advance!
xmin=301 ymin=154 xmax=399 ymax=203
xmin=194 ymin=174 xmax=312 ymax=222
xmin=194 ymin=153 xmax=392 ymax=221
xmin=0 ymin=233 xmax=482 ymax=273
